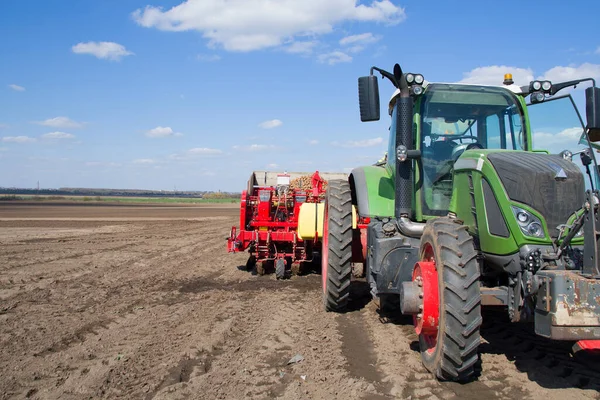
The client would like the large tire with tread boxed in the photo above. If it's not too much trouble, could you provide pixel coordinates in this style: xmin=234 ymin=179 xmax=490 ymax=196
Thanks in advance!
xmin=419 ymin=217 xmax=482 ymax=381
xmin=275 ymin=258 xmax=286 ymax=280
xmin=322 ymin=180 xmax=353 ymax=312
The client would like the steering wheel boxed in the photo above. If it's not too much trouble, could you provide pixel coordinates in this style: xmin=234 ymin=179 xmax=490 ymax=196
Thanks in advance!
xmin=457 ymin=135 xmax=480 ymax=144
xmin=465 ymin=142 xmax=484 ymax=150
xmin=451 ymin=142 xmax=484 ymax=161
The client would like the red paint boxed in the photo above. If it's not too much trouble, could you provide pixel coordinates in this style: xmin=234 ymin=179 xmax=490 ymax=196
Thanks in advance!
xmin=413 ymin=243 xmax=440 ymax=354
xmin=576 ymin=340 xmax=600 ymax=351
xmin=227 ymin=172 xmax=327 ymax=263
xmin=239 ymin=190 xmax=248 ymax=230
xmin=311 ymin=171 xmax=326 ymax=198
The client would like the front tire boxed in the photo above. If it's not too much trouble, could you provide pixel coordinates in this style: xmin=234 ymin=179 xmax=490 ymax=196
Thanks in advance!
xmin=417 ymin=217 xmax=482 ymax=381
xmin=322 ymin=180 xmax=353 ymax=312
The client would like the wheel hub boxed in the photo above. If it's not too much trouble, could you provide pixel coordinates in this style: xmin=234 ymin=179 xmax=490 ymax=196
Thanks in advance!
xmin=412 ymin=261 xmax=439 ymax=338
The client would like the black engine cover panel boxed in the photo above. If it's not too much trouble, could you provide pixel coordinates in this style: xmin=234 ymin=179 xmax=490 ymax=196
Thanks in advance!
xmin=487 ymin=152 xmax=584 ymax=235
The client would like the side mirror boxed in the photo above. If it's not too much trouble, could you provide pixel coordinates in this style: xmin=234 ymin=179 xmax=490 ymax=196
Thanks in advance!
xmin=358 ymin=75 xmax=380 ymax=122
xmin=586 ymin=86 xmax=600 ymax=141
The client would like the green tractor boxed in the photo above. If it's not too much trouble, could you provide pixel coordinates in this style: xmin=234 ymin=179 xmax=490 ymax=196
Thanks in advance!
xmin=320 ymin=63 xmax=600 ymax=381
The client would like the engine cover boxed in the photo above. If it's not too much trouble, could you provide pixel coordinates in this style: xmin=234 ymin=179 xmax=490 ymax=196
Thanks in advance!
xmin=487 ymin=152 xmax=584 ymax=235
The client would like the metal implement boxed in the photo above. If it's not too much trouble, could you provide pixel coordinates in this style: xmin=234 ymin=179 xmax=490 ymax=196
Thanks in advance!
xmin=227 ymin=170 xmax=346 ymax=277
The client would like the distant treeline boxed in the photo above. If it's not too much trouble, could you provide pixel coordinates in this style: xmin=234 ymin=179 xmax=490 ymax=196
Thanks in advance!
xmin=0 ymin=187 xmax=241 ymax=199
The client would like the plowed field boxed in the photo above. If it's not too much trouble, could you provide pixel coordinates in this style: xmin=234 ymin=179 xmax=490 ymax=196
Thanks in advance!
xmin=1 ymin=203 xmax=599 ymax=399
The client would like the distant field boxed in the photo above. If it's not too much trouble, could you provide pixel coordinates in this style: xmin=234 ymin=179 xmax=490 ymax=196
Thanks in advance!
xmin=0 ymin=194 xmax=239 ymax=204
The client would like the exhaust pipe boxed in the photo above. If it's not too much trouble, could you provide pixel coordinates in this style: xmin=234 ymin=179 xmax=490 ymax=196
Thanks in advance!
xmin=394 ymin=94 xmax=425 ymax=237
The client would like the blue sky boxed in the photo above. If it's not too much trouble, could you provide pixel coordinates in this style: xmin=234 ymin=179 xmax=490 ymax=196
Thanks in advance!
xmin=1 ymin=0 xmax=600 ymax=191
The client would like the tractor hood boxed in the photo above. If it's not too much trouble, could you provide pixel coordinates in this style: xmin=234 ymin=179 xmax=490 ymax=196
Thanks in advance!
xmin=486 ymin=152 xmax=584 ymax=235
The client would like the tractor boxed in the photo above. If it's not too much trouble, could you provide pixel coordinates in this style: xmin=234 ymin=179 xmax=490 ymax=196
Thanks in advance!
xmin=319 ymin=63 xmax=600 ymax=381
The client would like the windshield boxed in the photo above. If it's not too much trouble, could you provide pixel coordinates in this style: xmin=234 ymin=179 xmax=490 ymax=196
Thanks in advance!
xmin=419 ymin=84 xmax=526 ymax=215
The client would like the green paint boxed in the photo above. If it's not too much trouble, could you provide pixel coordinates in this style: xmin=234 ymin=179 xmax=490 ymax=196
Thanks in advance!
xmin=352 ymin=165 xmax=395 ymax=217
xmin=354 ymin=81 xmax=583 ymax=254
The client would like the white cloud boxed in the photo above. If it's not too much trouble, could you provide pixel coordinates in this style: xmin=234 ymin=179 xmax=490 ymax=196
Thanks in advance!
xmin=308 ymin=139 xmax=319 ymax=145
xmin=267 ymin=163 xmax=279 ymax=169
xmin=34 ymin=116 xmax=84 ymax=129
xmin=169 ymin=147 xmax=223 ymax=160
xmin=132 ymin=0 xmax=405 ymax=52
xmin=596 ymin=47 xmax=600 ymax=55
xmin=85 ymin=161 xmax=122 ymax=167
xmin=532 ymin=127 xmax=583 ymax=153
xmin=459 ymin=63 xmax=600 ymax=88
xmin=233 ymin=144 xmax=275 ymax=151
xmin=2 ymin=136 xmax=37 ymax=143
xmin=258 ymin=119 xmax=282 ymax=129
xmin=459 ymin=66 xmax=534 ymax=86
xmin=197 ymin=54 xmax=221 ymax=62
xmin=332 ymin=137 xmax=383 ymax=148
xmin=8 ymin=84 xmax=25 ymax=92
xmin=145 ymin=126 xmax=183 ymax=138
xmin=187 ymin=147 xmax=223 ymax=155
xmin=0 ymin=124 xmax=8 ymax=129
xmin=42 ymin=131 xmax=75 ymax=139
xmin=542 ymin=63 xmax=600 ymax=83
xmin=283 ymin=41 xmax=319 ymax=55
xmin=318 ymin=51 xmax=352 ymax=65
xmin=339 ymin=32 xmax=380 ymax=53
xmin=340 ymin=32 xmax=381 ymax=53
xmin=133 ymin=158 xmax=157 ymax=164
xmin=72 ymin=41 xmax=134 ymax=61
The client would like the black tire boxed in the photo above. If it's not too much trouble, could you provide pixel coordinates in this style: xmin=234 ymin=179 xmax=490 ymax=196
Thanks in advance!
xmin=245 ymin=255 xmax=257 ymax=272
xmin=322 ymin=180 xmax=353 ymax=312
xmin=275 ymin=258 xmax=286 ymax=280
xmin=419 ymin=217 xmax=482 ymax=381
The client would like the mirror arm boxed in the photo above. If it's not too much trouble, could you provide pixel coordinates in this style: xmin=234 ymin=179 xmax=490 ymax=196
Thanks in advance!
xmin=550 ymin=78 xmax=596 ymax=96
xmin=370 ymin=67 xmax=399 ymax=88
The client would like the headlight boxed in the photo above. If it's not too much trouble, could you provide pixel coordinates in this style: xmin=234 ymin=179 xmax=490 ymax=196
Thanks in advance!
xmin=531 ymin=92 xmax=545 ymax=103
xmin=414 ymin=74 xmax=424 ymax=84
xmin=541 ymin=81 xmax=552 ymax=91
xmin=405 ymin=73 xmax=414 ymax=84
xmin=516 ymin=211 xmax=529 ymax=224
xmin=512 ymin=206 xmax=545 ymax=238
xmin=532 ymin=81 xmax=542 ymax=91
xmin=559 ymin=150 xmax=573 ymax=161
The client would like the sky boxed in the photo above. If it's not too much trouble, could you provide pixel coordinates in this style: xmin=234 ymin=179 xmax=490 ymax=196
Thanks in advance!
xmin=1 ymin=0 xmax=600 ymax=191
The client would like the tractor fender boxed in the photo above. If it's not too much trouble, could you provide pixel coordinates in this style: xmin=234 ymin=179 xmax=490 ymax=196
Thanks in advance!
xmin=349 ymin=166 xmax=395 ymax=218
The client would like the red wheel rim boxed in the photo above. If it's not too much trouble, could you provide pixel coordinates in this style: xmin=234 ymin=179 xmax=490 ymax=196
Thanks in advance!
xmin=321 ymin=201 xmax=329 ymax=293
xmin=413 ymin=242 xmax=440 ymax=354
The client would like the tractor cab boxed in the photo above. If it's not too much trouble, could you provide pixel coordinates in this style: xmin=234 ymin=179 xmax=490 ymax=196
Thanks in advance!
xmin=412 ymin=83 xmax=528 ymax=214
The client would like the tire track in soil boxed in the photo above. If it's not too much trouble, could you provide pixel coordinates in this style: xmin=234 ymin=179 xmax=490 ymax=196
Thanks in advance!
xmin=340 ymin=287 xmax=600 ymax=400
xmin=3 ymin=209 xmax=600 ymax=400
xmin=0 ymin=218 xmax=242 ymax=399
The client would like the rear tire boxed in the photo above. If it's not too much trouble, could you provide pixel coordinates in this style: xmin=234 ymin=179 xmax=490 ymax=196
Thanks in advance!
xmin=322 ymin=180 xmax=353 ymax=312
xmin=275 ymin=258 xmax=286 ymax=280
xmin=418 ymin=217 xmax=482 ymax=381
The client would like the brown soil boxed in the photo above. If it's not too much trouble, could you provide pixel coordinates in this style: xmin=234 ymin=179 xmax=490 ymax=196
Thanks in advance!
xmin=0 ymin=204 xmax=599 ymax=399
